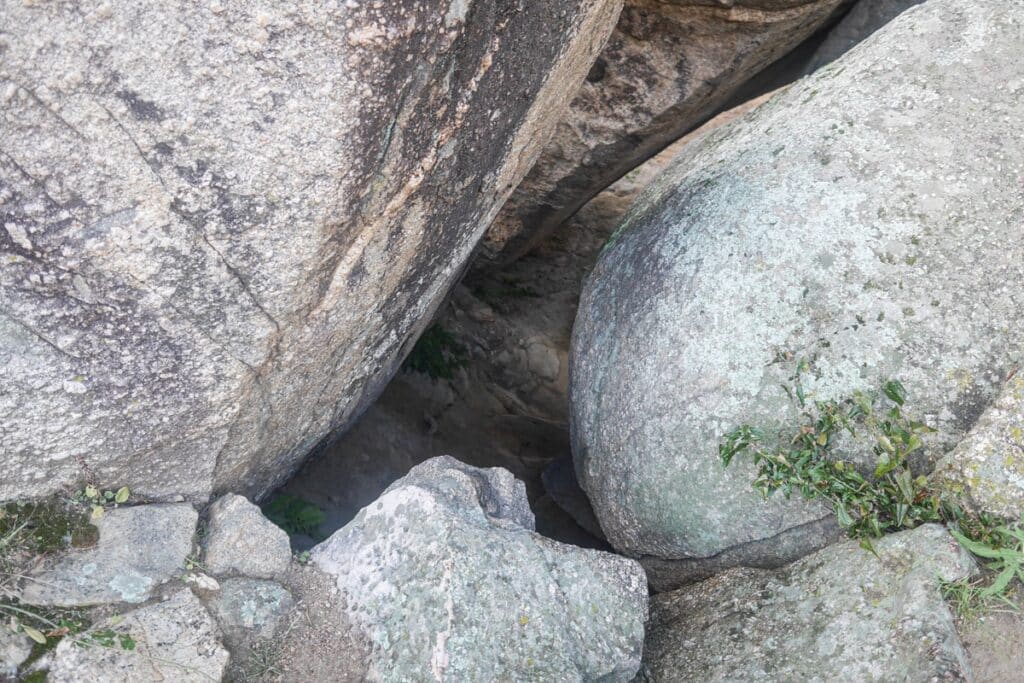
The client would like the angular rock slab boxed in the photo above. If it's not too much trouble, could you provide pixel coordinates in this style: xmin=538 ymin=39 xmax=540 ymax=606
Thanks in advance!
xmin=0 ymin=0 xmax=621 ymax=503
xmin=312 ymin=456 xmax=648 ymax=682
xmin=936 ymin=375 xmax=1024 ymax=519
xmin=203 ymin=493 xmax=291 ymax=578
xmin=20 ymin=504 xmax=196 ymax=607
xmin=640 ymin=525 xmax=976 ymax=681
xmin=48 ymin=589 xmax=229 ymax=683
xmin=571 ymin=0 xmax=1024 ymax=564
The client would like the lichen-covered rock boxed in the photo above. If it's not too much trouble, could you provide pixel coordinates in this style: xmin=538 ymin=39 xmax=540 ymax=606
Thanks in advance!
xmin=19 ymin=504 xmax=196 ymax=607
xmin=48 ymin=589 xmax=229 ymax=683
xmin=478 ymin=0 xmax=848 ymax=265
xmin=640 ymin=525 xmax=976 ymax=681
xmin=312 ymin=456 xmax=648 ymax=682
xmin=205 ymin=577 xmax=294 ymax=644
xmin=203 ymin=493 xmax=290 ymax=578
xmin=935 ymin=375 xmax=1024 ymax=519
xmin=571 ymin=0 xmax=1024 ymax=576
xmin=0 ymin=0 xmax=622 ymax=503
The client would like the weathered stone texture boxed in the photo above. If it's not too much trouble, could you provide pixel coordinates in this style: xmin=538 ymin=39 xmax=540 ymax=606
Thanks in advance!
xmin=0 ymin=0 xmax=622 ymax=502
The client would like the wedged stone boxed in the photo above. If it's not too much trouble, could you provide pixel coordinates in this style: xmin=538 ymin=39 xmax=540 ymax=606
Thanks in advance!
xmin=478 ymin=0 xmax=849 ymax=266
xmin=205 ymin=577 xmax=294 ymax=645
xmin=0 ymin=0 xmax=622 ymax=503
xmin=203 ymin=493 xmax=290 ymax=578
xmin=640 ymin=525 xmax=976 ymax=681
xmin=935 ymin=375 xmax=1024 ymax=520
xmin=48 ymin=589 xmax=229 ymax=683
xmin=570 ymin=0 xmax=1024 ymax=573
xmin=312 ymin=456 xmax=648 ymax=682
xmin=19 ymin=504 xmax=196 ymax=607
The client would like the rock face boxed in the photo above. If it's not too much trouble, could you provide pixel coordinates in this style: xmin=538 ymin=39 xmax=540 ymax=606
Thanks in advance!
xmin=804 ymin=0 xmax=924 ymax=71
xmin=312 ymin=456 xmax=648 ymax=682
xmin=20 ymin=504 xmax=196 ymax=607
xmin=48 ymin=589 xmax=230 ymax=683
xmin=0 ymin=0 xmax=622 ymax=503
xmin=478 ymin=0 xmax=848 ymax=265
xmin=936 ymin=375 xmax=1024 ymax=520
xmin=203 ymin=493 xmax=291 ymax=578
xmin=640 ymin=525 xmax=976 ymax=681
xmin=570 ymin=0 xmax=1024 ymax=573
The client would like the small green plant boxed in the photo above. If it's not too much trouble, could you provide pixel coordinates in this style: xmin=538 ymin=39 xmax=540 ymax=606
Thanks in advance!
xmin=720 ymin=375 xmax=940 ymax=551
xmin=403 ymin=324 xmax=468 ymax=381
xmin=71 ymin=485 xmax=132 ymax=521
xmin=261 ymin=494 xmax=325 ymax=538
xmin=721 ymin=365 xmax=1024 ymax=615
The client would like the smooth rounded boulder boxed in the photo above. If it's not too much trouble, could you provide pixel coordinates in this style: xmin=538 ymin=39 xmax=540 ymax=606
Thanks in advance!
xmin=570 ymin=0 xmax=1024 ymax=580
xmin=0 ymin=0 xmax=620 ymax=502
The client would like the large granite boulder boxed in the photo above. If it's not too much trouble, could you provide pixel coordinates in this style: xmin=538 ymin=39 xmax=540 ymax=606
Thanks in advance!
xmin=571 ymin=0 xmax=1024 ymax=583
xmin=0 ymin=0 xmax=622 ymax=503
xmin=312 ymin=456 xmax=648 ymax=681
xmin=640 ymin=525 xmax=976 ymax=681
xmin=478 ymin=0 xmax=849 ymax=265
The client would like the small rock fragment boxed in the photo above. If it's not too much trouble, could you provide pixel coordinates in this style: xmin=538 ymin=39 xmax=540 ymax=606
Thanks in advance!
xmin=203 ymin=493 xmax=291 ymax=578
xmin=205 ymin=577 xmax=294 ymax=644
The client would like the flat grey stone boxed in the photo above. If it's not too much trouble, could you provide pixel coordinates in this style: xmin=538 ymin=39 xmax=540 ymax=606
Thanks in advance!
xmin=640 ymin=524 xmax=976 ymax=681
xmin=205 ymin=577 xmax=294 ymax=644
xmin=312 ymin=456 xmax=648 ymax=682
xmin=570 ymin=0 xmax=1024 ymax=566
xmin=203 ymin=493 xmax=290 ymax=578
xmin=48 ymin=589 xmax=229 ymax=683
xmin=19 ymin=504 xmax=196 ymax=607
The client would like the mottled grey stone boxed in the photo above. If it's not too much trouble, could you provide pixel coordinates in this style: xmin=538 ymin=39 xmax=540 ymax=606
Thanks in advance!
xmin=203 ymin=493 xmax=290 ymax=578
xmin=48 ymin=589 xmax=229 ymax=683
xmin=312 ymin=456 xmax=648 ymax=682
xmin=19 ymin=504 xmax=196 ymax=607
xmin=205 ymin=577 xmax=293 ymax=644
xmin=571 ymin=0 xmax=1024 ymax=566
xmin=640 ymin=525 xmax=976 ymax=681
xmin=0 ymin=0 xmax=621 ymax=504
xmin=478 ymin=0 xmax=849 ymax=266
xmin=805 ymin=0 xmax=925 ymax=72
xmin=0 ymin=628 xmax=33 ymax=679
xmin=935 ymin=375 xmax=1024 ymax=519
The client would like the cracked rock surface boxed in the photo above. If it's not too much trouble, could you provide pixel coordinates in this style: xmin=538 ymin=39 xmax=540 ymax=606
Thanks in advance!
xmin=0 ymin=0 xmax=621 ymax=503
xmin=311 ymin=456 xmax=648 ymax=682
